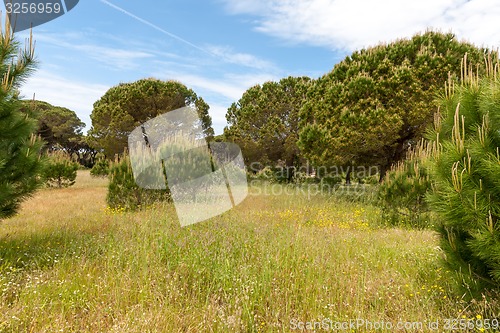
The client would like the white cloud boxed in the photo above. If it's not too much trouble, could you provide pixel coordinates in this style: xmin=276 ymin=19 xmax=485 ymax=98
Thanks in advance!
xmin=182 ymin=73 xmax=279 ymax=133
xmin=208 ymin=103 xmax=230 ymax=135
xmin=74 ymin=45 xmax=153 ymax=70
xmin=168 ymin=73 xmax=245 ymax=101
xmin=156 ymin=70 xmax=278 ymax=134
xmin=35 ymin=33 xmax=155 ymax=70
xmin=220 ymin=0 xmax=500 ymax=51
xmin=206 ymin=45 xmax=276 ymax=71
xmin=20 ymin=70 xmax=110 ymax=133
xmin=219 ymin=0 xmax=269 ymax=15
xmin=158 ymin=71 xmax=277 ymax=102
xmin=224 ymin=72 xmax=278 ymax=89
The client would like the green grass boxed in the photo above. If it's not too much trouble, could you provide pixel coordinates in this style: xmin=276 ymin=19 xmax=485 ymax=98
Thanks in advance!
xmin=0 ymin=171 xmax=498 ymax=332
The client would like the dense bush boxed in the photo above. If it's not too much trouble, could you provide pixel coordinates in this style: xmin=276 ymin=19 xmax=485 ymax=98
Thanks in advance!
xmin=249 ymin=166 xmax=302 ymax=183
xmin=90 ymin=158 xmax=110 ymax=177
xmin=0 ymin=22 xmax=44 ymax=218
xmin=378 ymin=140 xmax=434 ymax=228
xmin=43 ymin=151 xmax=79 ymax=188
xmin=250 ymin=166 xmax=275 ymax=182
xmin=107 ymin=156 xmax=170 ymax=211
xmin=426 ymin=57 xmax=500 ymax=290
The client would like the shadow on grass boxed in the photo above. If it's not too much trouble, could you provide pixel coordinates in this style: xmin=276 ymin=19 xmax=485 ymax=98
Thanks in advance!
xmin=0 ymin=231 xmax=101 ymax=272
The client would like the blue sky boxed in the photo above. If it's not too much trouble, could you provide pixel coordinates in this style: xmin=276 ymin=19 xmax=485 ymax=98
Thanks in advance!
xmin=7 ymin=0 xmax=500 ymax=134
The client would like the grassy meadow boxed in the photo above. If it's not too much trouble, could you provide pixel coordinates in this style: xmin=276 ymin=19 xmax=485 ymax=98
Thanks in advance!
xmin=0 ymin=171 xmax=498 ymax=332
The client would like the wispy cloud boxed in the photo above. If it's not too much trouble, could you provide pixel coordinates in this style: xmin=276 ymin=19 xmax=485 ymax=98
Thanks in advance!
xmin=219 ymin=0 xmax=269 ymax=15
xmin=206 ymin=45 xmax=276 ymax=71
xmin=76 ymin=45 xmax=154 ymax=70
xmin=99 ymin=0 xmax=213 ymax=56
xmin=208 ymin=103 xmax=232 ymax=134
xmin=98 ymin=1 xmax=278 ymax=70
xmin=155 ymin=70 xmax=278 ymax=134
xmin=220 ymin=0 xmax=500 ymax=51
xmin=35 ymin=33 xmax=155 ymax=70
xmin=157 ymin=70 xmax=277 ymax=101
xmin=170 ymin=73 xmax=245 ymax=101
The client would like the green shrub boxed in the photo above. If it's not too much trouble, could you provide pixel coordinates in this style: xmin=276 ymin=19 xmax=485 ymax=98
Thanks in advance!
xmin=359 ymin=174 xmax=380 ymax=185
xmin=107 ymin=156 xmax=170 ymax=211
xmin=378 ymin=140 xmax=434 ymax=228
xmin=250 ymin=166 xmax=275 ymax=182
xmin=293 ymin=171 xmax=319 ymax=185
xmin=0 ymin=23 xmax=44 ymax=219
xmin=319 ymin=175 xmax=343 ymax=187
xmin=43 ymin=151 xmax=79 ymax=188
xmin=427 ymin=57 xmax=500 ymax=290
xmin=90 ymin=158 xmax=110 ymax=177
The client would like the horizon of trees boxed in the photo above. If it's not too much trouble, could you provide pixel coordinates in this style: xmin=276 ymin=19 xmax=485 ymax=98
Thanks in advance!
xmin=224 ymin=30 xmax=498 ymax=183
xmin=10 ymin=29 xmax=499 ymax=185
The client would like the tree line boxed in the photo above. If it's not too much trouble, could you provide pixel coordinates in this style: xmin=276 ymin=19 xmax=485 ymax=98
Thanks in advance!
xmin=227 ymin=31 xmax=493 ymax=182
xmin=2 ymin=27 xmax=497 ymax=218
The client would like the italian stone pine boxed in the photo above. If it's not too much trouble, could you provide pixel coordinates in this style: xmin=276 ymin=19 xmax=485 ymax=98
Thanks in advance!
xmin=427 ymin=54 xmax=500 ymax=290
xmin=89 ymin=78 xmax=213 ymax=158
xmin=0 ymin=18 xmax=44 ymax=219
xmin=225 ymin=76 xmax=312 ymax=169
xmin=299 ymin=31 xmax=493 ymax=181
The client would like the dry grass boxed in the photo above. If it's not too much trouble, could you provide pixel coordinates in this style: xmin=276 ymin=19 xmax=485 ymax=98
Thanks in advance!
xmin=0 ymin=171 xmax=498 ymax=332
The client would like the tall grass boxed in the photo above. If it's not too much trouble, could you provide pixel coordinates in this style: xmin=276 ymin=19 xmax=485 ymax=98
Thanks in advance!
xmin=0 ymin=171 xmax=497 ymax=332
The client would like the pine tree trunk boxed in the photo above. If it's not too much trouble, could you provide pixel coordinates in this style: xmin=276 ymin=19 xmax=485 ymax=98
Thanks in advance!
xmin=345 ymin=168 xmax=351 ymax=185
